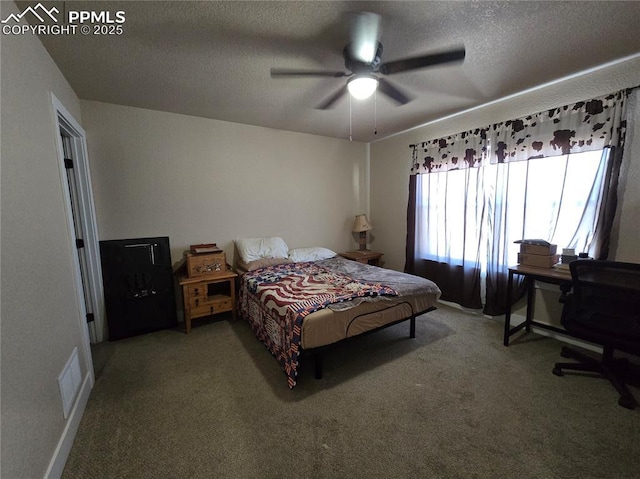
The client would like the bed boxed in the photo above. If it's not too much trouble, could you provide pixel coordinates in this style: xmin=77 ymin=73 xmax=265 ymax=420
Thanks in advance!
xmin=235 ymin=239 xmax=442 ymax=388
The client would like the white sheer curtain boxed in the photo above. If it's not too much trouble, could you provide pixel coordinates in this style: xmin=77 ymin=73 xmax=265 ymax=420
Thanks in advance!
xmin=415 ymin=166 xmax=485 ymax=267
xmin=416 ymin=149 xmax=608 ymax=308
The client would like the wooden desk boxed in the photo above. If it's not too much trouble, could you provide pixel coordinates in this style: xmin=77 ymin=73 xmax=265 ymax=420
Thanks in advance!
xmin=503 ymin=264 xmax=572 ymax=346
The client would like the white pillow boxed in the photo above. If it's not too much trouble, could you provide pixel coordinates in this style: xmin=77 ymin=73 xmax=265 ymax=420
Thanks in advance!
xmin=234 ymin=237 xmax=289 ymax=263
xmin=288 ymin=247 xmax=337 ymax=262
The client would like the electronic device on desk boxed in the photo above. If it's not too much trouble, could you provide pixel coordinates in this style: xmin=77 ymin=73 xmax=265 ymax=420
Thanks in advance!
xmin=554 ymin=249 xmax=590 ymax=271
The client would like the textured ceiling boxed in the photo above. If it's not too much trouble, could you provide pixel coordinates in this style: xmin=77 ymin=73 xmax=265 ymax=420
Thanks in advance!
xmin=21 ymin=1 xmax=640 ymax=142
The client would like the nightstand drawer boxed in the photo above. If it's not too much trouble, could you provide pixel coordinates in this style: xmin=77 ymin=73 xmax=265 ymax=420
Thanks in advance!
xmin=189 ymin=296 xmax=205 ymax=308
xmin=187 ymin=284 xmax=206 ymax=297
xmin=189 ymin=295 xmax=232 ymax=308
xmin=190 ymin=298 xmax=233 ymax=318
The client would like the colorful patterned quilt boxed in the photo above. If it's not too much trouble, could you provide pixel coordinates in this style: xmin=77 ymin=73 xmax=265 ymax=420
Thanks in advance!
xmin=239 ymin=261 xmax=398 ymax=388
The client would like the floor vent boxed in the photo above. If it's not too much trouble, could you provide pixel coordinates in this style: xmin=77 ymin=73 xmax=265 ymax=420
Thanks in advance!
xmin=58 ymin=347 xmax=82 ymax=419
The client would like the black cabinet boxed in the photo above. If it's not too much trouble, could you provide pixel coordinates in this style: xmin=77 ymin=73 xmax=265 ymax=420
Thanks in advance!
xmin=99 ymin=237 xmax=177 ymax=340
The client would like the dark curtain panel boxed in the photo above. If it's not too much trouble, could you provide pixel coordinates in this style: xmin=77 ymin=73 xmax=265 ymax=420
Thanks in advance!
xmin=593 ymin=144 xmax=625 ymax=260
xmin=421 ymin=260 xmax=482 ymax=309
xmin=404 ymin=174 xmax=417 ymax=274
xmin=405 ymin=175 xmax=483 ymax=310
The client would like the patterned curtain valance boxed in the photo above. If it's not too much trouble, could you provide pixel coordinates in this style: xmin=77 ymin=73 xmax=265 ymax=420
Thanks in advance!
xmin=410 ymin=127 xmax=488 ymax=174
xmin=410 ymin=89 xmax=628 ymax=175
xmin=489 ymin=90 xmax=627 ymax=164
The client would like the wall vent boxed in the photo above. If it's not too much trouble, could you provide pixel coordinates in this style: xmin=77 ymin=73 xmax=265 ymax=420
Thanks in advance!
xmin=58 ymin=347 xmax=82 ymax=419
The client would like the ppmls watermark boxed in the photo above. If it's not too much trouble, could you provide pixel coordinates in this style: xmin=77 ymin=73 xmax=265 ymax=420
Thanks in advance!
xmin=2 ymin=2 xmax=126 ymax=36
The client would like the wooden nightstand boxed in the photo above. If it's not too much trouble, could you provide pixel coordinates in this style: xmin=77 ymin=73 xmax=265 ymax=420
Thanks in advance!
xmin=339 ymin=250 xmax=384 ymax=266
xmin=177 ymin=270 xmax=238 ymax=333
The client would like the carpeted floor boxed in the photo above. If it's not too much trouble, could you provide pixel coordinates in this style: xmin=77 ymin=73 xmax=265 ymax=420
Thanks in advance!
xmin=63 ymin=304 xmax=639 ymax=479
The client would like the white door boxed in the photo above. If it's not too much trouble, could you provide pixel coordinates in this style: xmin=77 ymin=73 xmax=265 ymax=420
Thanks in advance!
xmin=53 ymin=95 xmax=106 ymax=346
xmin=60 ymin=134 xmax=99 ymax=342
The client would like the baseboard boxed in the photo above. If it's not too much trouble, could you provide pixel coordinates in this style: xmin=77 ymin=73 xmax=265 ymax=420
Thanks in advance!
xmin=44 ymin=372 xmax=93 ymax=479
xmin=436 ymin=299 xmax=485 ymax=315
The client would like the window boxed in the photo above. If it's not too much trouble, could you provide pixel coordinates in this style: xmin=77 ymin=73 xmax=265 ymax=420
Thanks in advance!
xmin=418 ymin=150 xmax=606 ymax=263
xmin=406 ymin=89 xmax=628 ymax=314
xmin=414 ymin=149 xmax=609 ymax=306
xmin=416 ymin=164 xmax=484 ymax=266
xmin=501 ymin=150 xmax=606 ymax=265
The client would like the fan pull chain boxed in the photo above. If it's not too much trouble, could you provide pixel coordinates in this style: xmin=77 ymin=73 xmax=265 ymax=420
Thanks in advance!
xmin=349 ymin=94 xmax=353 ymax=141
xmin=374 ymin=89 xmax=378 ymax=136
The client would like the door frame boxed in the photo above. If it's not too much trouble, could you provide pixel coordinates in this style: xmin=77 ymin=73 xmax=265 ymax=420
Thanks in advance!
xmin=51 ymin=93 xmax=106 ymax=350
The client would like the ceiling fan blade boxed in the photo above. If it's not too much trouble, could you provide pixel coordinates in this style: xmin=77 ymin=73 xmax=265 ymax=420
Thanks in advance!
xmin=271 ymin=68 xmax=349 ymax=78
xmin=379 ymin=47 xmax=466 ymax=75
xmin=377 ymin=78 xmax=412 ymax=105
xmin=348 ymin=11 xmax=381 ymax=64
xmin=316 ymin=85 xmax=348 ymax=109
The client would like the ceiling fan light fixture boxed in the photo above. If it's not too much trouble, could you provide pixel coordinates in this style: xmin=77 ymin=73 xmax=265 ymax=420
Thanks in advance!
xmin=347 ymin=75 xmax=378 ymax=100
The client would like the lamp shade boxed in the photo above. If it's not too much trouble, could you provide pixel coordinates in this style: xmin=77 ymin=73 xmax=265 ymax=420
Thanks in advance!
xmin=347 ymin=75 xmax=378 ymax=100
xmin=353 ymin=214 xmax=373 ymax=233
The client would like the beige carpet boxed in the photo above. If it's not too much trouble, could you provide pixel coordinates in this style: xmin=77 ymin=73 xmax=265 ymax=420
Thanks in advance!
xmin=63 ymin=304 xmax=639 ymax=478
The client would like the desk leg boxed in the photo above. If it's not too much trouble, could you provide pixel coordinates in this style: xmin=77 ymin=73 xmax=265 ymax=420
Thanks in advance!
xmin=525 ymin=277 xmax=535 ymax=332
xmin=503 ymin=270 xmax=514 ymax=346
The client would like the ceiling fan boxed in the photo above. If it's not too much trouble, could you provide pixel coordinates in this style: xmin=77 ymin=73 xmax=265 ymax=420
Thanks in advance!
xmin=270 ymin=12 xmax=466 ymax=109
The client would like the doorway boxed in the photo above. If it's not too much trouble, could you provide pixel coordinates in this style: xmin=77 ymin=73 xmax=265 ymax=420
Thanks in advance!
xmin=60 ymin=133 xmax=99 ymax=342
xmin=52 ymin=94 xmax=106 ymax=378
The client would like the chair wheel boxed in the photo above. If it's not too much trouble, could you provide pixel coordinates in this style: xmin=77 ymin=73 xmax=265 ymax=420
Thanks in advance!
xmin=560 ymin=348 xmax=571 ymax=359
xmin=618 ymin=396 xmax=637 ymax=410
xmin=552 ymin=367 xmax=563 ymax=377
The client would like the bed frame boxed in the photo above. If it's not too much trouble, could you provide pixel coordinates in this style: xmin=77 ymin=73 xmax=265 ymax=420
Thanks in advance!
xmin=300 ymin=303 xmax=437 ymax=380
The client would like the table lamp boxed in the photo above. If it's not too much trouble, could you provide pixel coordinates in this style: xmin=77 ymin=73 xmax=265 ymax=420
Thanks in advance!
xmin=353 ymin=214 xmax=373 ymax=251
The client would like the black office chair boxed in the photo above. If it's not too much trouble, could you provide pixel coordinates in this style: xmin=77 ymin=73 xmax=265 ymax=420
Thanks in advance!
xmin=552 ymin=260 xmax=640 ymax=409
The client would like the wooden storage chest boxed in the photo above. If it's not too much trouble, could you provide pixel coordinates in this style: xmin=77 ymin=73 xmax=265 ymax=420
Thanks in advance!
xmin=186 ymin=251 xmax=227 ymax=278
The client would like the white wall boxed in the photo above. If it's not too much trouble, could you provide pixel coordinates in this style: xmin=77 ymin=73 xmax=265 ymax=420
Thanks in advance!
xmin=1 ymin=2 xmax=92 ymax=477
xmin=80 ymin=101 xmax=368 ymax=267
xmin=370 ymin=56 xmax=640 ymax=272
xmin=611 ymin=89 xmax=640 ymax=261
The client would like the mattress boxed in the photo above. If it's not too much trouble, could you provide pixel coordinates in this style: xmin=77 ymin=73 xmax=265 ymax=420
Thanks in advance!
xmin=299 ymin=294 xmax=436 ymax=348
